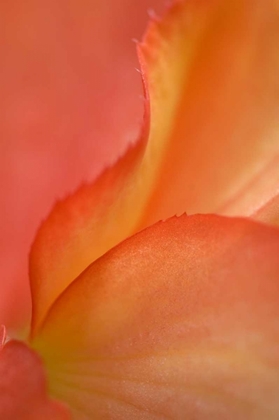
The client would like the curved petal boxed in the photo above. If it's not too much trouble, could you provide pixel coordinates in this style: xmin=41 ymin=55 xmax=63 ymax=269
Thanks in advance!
xmin=30 ymin=132 xmax=148 ymax=332
xmin=138 ymin=0 xmax=279 ymax=227
xmin=29 ymin=1 xmax=182 ymax=333
xmin=0 ymin=340 xmax=70 ymax=419
xmin=30 ymin=0 xmax=279 ymax=332
xmin=32 ymin=215 xmax=279 ymax=419
xmin=0 ymin=0 xmax=165 ymax=332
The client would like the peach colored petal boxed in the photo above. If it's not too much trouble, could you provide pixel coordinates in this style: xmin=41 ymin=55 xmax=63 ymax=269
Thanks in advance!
xmin=0 ymin=0 xmax=165 ymax=332
xmin=28 ymin=0 xmax=217 ymax=332
xmin=30 ymin=131 xmax=148 ymax=333
xmin=138 ymin=0 xmax=279 ymax=227
xmin=0 ymin=340 xmax=70 ymax=419
xmin=26 ymin=1 xmax=179 ymax=334
xmin=30 ymin=0 xmax=279 ymax=333
xmin=32 ymin=215 xmax=279 ymax=419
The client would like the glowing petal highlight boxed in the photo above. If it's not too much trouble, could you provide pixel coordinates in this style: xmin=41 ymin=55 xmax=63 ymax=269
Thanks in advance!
xmin=33 ymin=215 xmax=279 ymax=419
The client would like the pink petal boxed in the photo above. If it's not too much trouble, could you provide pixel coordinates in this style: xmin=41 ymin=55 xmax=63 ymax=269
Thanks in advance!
xmin=0 ymin=0 xmax=165 ymax=332
xmin=29 ymin=0 xmax=279 ymax=335
xmin=0 ymin=340 xmax=70 ymax=419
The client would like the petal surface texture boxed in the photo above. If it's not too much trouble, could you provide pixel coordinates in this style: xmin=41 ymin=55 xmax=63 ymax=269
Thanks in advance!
xmin=0 ymin=0 xmax=164 ymax=331
xmin=32 ymin=215 xmax=279 ymax=419
xmin=0 ymin=340 xmax=70 ymax=419
xmin=30 ymin=0 xmax=279 ymax=332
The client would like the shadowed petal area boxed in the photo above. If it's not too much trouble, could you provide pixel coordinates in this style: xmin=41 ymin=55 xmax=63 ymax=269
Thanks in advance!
xmin=0 ymin=340 xmax=70 ymax=419
xmin=0 ymin=0 xmax=165 ymax=332
xmin=32 ymin=215 xmax=279 ymax=419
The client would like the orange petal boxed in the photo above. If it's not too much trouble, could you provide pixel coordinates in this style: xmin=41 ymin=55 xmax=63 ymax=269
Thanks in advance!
xmin=253 ymin=192 xmax=279 ymax=226
xmin=26 ymin=0 xmax=173 ymax=334
xmin=0 ymin=0 xmax=164 ymax=332
xmin=30 ymin=133 xmax=149 ymax=332
xmin=30 ymin=0 xmax=279 ymax=332
xmin=137 ymin=0 xmax=279 ymax=226
xmin=0 ymin=340 xmax=70 ymax=419
xmin=32 ymin=215 xmax=279 ymax=419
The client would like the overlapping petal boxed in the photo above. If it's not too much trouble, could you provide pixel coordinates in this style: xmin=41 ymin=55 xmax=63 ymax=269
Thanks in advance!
xmin=0 ymin=340 xmax=70 ymax=419
xmin=3 ymin=0 xmax=279 ymax=417
xmin=30 ymin=0 xmax=279 ymax=333
xmin=30 ymin=132 xmax=148 ymax=332
xmin=138 ymin=0 xmax=279 ymax=225
xmin=0 ymin=0 xmax=165 ymax=331
xmin=32 ymin=215 xmax=279 ymax=419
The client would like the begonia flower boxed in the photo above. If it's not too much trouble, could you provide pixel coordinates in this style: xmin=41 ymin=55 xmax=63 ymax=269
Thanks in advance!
xmin=1 ymin=0 xmax=279 ymax=418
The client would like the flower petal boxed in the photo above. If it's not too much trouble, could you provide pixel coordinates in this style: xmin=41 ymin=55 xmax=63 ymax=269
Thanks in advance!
xmin=0 ymin=340 xmax=70 ymax=419
xmin=0 ymin=0 xmax=164 ymax=332
xmin=26 ymin=0 xmax=169 ymax=334
xmin=30 ymin=134 xmax=148 ymax=332
xmin=30 ymin=0 xmax=279 ymax=332
xmin=32 ymin=215 xmax=279 ymax=419
xmin=137 ymin=0 xmax=279 ymax=227
xmin=253 ymin=192 xmax=279 ymax=226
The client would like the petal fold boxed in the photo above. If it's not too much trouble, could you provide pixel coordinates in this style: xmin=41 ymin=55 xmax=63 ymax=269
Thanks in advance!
xmin=32 ymin=215 xmax=279 ymax=419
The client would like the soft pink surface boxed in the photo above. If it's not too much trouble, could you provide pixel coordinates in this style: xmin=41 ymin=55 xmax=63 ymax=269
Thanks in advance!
xmin=0 ymin=0 xmax=165 ymax=331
